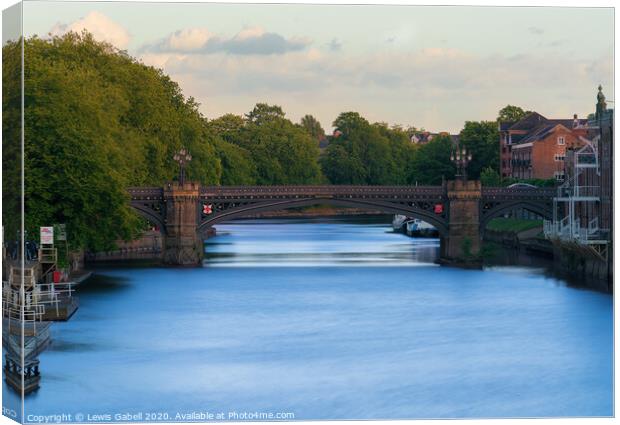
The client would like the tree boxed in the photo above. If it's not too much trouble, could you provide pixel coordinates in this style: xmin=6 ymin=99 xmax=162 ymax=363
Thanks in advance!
xmin=240 ymin=104 xmax=323 ymax=184
xmin=2 ymin=37 xmax=21 ymax=238
xmin=480 ymin=166 xmax=501 ymax=187
xmin=6 ymin=32 xmax=225 ymax=250
xmin=408 ymin=135 xmax=455 ymax=185
xmin=497 ymin=105 xmax=530 ymax=123
xmin=459 ymin=121 xmax=500 ymax=180
xmin=321 ymin=112 xmax=397 ymax=185
xmin=299 ymin=114 xmax=325 ymax=141
xmin=372 ymin=122 xmax=416 ymax=184
xmin=245 ymin=103 xmax=285 ymax=125
xmin=213 ymin=139 xmax=257 ymax=185
xmin=207 ymin=114 xmax=245 ymax=145
xmin=320 ymin=144 xmax=366 ymax=184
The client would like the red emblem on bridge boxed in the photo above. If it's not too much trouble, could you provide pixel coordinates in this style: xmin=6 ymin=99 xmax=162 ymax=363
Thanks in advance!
xmin=203 ymin=204 xmax=213 ymax=215
xmin=434 ymin=204 xmax=443 ymax=214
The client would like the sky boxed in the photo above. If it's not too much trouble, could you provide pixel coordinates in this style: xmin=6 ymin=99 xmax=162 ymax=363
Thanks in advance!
xmin=20 ymin=1 xmax=614 ymax=132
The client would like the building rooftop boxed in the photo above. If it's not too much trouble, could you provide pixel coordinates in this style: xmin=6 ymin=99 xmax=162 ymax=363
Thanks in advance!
xmin=500 ymin=112 xmax=588 ymax=145
xmin=410 ymin=131 xmax=459 ymax=145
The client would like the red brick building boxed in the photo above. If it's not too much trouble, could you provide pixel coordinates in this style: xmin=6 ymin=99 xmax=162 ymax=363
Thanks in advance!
xmin=499 ymin=112 xmax=588 ymax=181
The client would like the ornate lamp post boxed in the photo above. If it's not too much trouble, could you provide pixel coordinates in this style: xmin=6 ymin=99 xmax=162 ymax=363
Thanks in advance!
xmin=451 ymin=146 xmax=472 ymax=181
xmin=173 ymin=148 xmax=192 ymax=185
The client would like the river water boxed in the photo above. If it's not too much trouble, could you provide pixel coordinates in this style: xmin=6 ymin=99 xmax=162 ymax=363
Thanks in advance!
xmin=10 ymin=217 xmax=613 ymax=420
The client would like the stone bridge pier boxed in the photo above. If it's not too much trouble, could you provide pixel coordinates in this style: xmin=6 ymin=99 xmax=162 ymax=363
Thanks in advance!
xmin=440 ymin=180 xmax=482 ymax=264
xmin=162 ymin=182 xmax=204 ymax=266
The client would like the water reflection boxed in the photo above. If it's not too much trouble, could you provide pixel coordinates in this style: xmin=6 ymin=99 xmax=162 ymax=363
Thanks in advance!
xmin=205 ymin=218 xmax=439 ymax=267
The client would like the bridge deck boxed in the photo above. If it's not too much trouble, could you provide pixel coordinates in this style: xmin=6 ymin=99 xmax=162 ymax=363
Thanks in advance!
xmin=128 ymin=185 xmax=555 ymax=201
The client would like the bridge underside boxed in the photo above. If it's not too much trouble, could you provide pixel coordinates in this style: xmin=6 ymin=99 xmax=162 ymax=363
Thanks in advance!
xmin=197 ymin=197 xmax=449 ymax=236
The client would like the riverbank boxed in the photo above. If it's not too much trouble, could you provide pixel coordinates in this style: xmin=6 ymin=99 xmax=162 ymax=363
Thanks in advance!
xmin=483 ymin=218 xmax=550 ymax=255
xmin=480 ymin=218 xmax=610 ymax=293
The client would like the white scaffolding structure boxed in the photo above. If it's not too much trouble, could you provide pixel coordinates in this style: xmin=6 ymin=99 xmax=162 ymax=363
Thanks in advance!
xmin=543 ymin=136 xmax=610 ymax=259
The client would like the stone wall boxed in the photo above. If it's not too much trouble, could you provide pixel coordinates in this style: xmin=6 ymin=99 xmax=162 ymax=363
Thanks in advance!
xmin=86 ymin=231 xmax=163 ymax=262
xmin=551 ymin=240 xmax=612 ymax=292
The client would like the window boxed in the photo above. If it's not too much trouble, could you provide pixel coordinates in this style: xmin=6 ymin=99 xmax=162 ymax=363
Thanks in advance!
xmin=554 ymin=171 xmax=565 ymax=181
xmin=554 ymin=154 xmax=566 ymax=162
xmin=557 ymin=136 xmax=565 ymax=145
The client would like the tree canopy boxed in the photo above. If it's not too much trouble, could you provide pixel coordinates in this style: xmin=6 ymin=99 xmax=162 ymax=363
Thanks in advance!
xmin=3 ymin=32 xmax=324 ymax=250
xmin=408 ymin=134 xmax=455 ymax=185
xmin=320 ymin=112 xmax=422 ymax=185
xmin=299 ymin=114 xmax=325 ymax=141
xmin=12 ymin=32 xmax=227 ymax=250
xmin=497 ymin=105 xmax=530 ymax=123
xmin=459 ymin=121 xmax=500 ymax=180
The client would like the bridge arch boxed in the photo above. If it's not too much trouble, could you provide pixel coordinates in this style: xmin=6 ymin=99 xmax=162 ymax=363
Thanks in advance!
xmin=197 ymin=197 xmax=449 ymax=236
xmin=480 ymin=200 xmax=552 ymax=233
xmin=131 ymin=204 xmax=167 ymax=235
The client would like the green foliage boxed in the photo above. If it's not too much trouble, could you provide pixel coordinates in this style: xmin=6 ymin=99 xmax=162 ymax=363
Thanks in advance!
xmin=6 ymin=32 xmax=227 ymax=250
xmin=460 ymin=237 xmax=473 ymax=258
xmin=408 ymin=135 xmax=455 ymax=185
xmin=243 ymin=115 xmax=323 ymax=184
xmin=459 ymin=121 xmax=499 ymax=179
xmin=211 ymin=104 xmax=324 ymax=185
xmin=245 ymin=103 xmax=285 ymax=125
xmin=8 ymin=33 xmax=328 ymax=250
xmin=478 ymin=242 xmax=496 ymax=260
xmin=320 ymin=112 xmax=416 ymax=185
xmin=2 ymin=37 xmax=21 ymax=237
xmin=486 ymin=218 xmax=543 ymax=233
xmin=207 ymin=113 xmax=245 ymax=145
xmin=299 ymin=114 xmax=325 ymax=141
xmin=213 ymin=139 xmax=257 ymax=185
xmin=480 ymin=166 xmax=501 ymax=187
xmin=321 ymin=144 xmax=366 ymax=184
xmin=373 ymin=122 xmax=417 ymax=185
xmin=497 ymin=105 xmax=530 ymax=123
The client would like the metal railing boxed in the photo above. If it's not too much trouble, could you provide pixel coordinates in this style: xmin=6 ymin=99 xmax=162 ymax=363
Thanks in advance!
xmin=556 ymin=185 xmax=600 ymax=199
xmin=544 ymin=216 xmax=607 ymax=244
xmin=2 ymin=280 xmax=75 ymax=322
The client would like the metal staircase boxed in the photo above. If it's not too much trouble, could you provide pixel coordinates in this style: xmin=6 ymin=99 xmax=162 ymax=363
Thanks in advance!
xmin=543 ymin=136 xmax=609 ymax=260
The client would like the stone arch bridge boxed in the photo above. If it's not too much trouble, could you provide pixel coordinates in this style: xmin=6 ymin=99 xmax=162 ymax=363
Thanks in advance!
xmin=128 ymin=181 xmax=554 ymax=265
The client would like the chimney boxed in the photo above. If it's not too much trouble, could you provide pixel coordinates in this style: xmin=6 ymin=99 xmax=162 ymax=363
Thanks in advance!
xmin=573 ymin=113 xmax=579 ymax=128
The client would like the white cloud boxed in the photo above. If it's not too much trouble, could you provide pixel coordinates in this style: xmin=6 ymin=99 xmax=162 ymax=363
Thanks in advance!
xmin=234 ymin=26 xmax=266 ymax=41
xmin=139 ymin=44 xmax=612 ymax=132
xmin=50 ymin=11 xmax=130 ymax=49
xmin=167 ymin=28 xmax=213 ymax=51
xmin=142 ymin=25 xmax=311 ymax=56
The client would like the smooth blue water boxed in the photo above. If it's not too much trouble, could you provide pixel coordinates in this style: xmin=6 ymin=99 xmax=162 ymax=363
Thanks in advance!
xmin=11 ymin=218 xmax=613 ymax=420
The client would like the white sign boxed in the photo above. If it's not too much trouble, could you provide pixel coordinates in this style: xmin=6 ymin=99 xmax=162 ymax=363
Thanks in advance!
xmin=40 ymin=227 xmax=54 ymax=245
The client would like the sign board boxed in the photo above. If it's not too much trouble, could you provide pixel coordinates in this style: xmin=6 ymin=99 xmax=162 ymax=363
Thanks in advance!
xmin=57 ymin=224 xmax=67 ymax=241
xmin=40 ymin=227 xmax=54 ymax=245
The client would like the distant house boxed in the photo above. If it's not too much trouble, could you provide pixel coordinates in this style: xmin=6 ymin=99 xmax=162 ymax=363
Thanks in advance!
xmin=498 ymin=112 xmax=588 ymax=181
xmin=410 ymin=131 xmax=459 ymax=146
